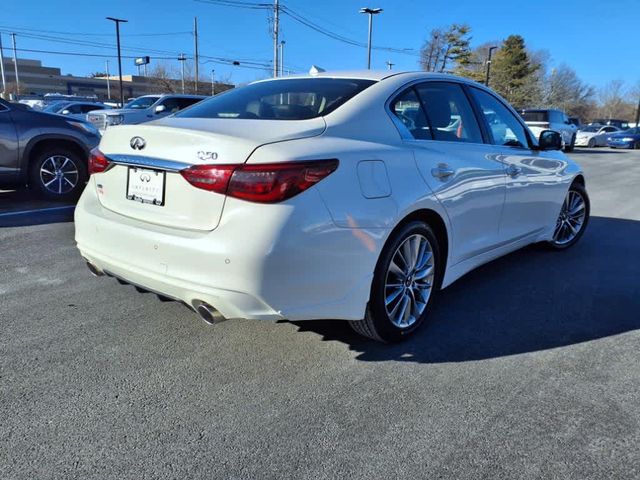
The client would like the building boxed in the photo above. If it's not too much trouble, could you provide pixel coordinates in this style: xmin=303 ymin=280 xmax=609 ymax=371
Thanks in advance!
xmin=0 ymin=57 xmax=231 ymax=101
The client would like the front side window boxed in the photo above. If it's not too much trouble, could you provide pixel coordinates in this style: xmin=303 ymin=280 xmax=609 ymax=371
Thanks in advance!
xmin=176 ymin=78 xmax=375 ymax=120
xmin=470 ymin=87 xmax=529 ymax=148
xmin=414 ymin=82 xmax=483 ymax=143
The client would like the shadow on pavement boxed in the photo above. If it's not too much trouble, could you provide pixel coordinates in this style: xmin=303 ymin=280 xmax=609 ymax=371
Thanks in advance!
xmin=0 ymin=188 xmax=77 ymax=227
xmin=570 ymin=148 xmax=634 ymax=155
xmin=291 ymin=216 xmax=640 ymax=363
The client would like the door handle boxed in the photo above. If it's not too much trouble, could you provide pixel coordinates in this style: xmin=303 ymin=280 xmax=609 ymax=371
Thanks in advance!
xmin=506 ymin=164 xmax=522 ymax=177
xmin=431 ymin=163 xmax=455 ymax=179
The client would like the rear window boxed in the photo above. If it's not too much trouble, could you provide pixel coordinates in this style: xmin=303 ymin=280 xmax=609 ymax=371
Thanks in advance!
xmin=176 ymin=78 xmax=376 ymax=120
xmin=520 ymin=111 xmax=549 ymax=122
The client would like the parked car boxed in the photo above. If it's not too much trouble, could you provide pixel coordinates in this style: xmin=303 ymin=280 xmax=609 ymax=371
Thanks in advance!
xmin=592 ymin=118 xmax=630 ymax=130
xmin=607 ymin=127 xmax=640 ymax=149
xmin=86 ymin=94 xmax=206 ymax=133
xmin=575 ymin=125 xmax=621 ymax=147
xmin=43 ymin=101 xmax=111 ymax=120
xmin=0 ymin=98 xmax=100 ymax=198
xmin=76 ymin=71 xmax=589 ymax=343
xmin=519 ymin=108 xmax=577 ymax=152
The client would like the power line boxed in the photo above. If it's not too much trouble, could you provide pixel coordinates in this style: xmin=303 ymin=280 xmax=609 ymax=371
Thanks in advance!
xmin=0 ymin=25 xmax=192 ymax=37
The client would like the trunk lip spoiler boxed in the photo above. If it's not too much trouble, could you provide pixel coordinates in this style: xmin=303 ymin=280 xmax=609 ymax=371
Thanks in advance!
xmin=106 ymin=154 xmax=192 ymax=172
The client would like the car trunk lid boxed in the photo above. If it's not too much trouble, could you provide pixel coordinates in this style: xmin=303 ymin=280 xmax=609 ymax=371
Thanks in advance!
xmin=94 ymin=118 xmax=325 ymax=231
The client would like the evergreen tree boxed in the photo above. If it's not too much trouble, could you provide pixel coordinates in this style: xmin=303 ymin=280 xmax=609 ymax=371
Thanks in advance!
xmin=490 ymin=35 xmax=540 ymax=107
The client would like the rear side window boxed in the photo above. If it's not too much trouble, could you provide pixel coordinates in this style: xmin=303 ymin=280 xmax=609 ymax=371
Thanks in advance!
xmin=521 ymin=111 xmax=549 ymax=122
xmin=177 ymin=78 xmax=376 ymax=120
xmin=177 ymin=98 xmax=202 ymax=110
xmin=390 ymin=89 xmax=431 ymax=140
xmin=470 ymin=88 xmax=529 ymax=148
xmin=414 ymin=82 xmax=483 ymax=143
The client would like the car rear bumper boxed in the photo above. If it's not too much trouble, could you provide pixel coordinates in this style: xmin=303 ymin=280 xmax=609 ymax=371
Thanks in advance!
xmin=75 ymin=177 xmax=381 ymax=322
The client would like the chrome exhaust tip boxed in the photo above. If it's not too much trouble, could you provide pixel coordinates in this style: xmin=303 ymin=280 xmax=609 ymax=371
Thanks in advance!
xmin=194 ymin=302 xmax=227 ymax=325
xmin=86 ymin=261 xmax=104 ymax=277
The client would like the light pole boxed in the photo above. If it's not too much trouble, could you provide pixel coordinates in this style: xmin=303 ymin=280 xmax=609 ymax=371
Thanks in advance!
xmin=106 ymin=17 xmax=128 ymax=107
xmin=178 ymin=54 xmax=186 ymax=93
xmin=0 ymin=34 xmax=6 ymax=96
xmin=279 ymin=40 xmax=285 ymax=77
xmin=10 ymin=33 xmax=19 ymax=97
xmin=105 ymin=60 xmax=111 ymax=100
xmin=211 ymin=69 xmax=215 ymax=96
xmin=386 ymin=60 xmax=394 ymax=70
xmin=485 ymin=46 xmax=498 ymax=87
xmin=359 ymin=7 xmax=382 ymax=69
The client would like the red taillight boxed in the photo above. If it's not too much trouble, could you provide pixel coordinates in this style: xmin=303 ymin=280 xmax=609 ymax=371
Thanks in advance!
xmin=179 ymin=164 xmax=236 ymax=194
xmin=180 ymin=160 xmax=339 ymax=203
xmin=88 ymin=148 xmax=110 ymax=174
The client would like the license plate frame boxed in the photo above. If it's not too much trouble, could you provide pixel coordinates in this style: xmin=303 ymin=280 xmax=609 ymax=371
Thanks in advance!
xmin=126 ymin=167 xmax=166 ymax=206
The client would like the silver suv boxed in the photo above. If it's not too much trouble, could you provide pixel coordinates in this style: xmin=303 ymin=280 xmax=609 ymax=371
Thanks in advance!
xmin=520 ymin=109 xmax=577 ymax=152
xmin=87 ymin=94 xmax=206 ymax=133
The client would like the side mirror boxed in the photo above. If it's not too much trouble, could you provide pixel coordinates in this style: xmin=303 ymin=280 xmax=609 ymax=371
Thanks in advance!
xmin=538 ymin=130 xmax=562 ymax=151
xmin=154 ymin=105 xmax=166 ymax=114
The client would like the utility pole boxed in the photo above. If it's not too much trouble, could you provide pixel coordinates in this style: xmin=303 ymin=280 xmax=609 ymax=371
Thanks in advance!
xmin=105 ymin=60 xmax=111 ymax=100
xmin=0 ymin=34 xmax=6 ymax=96
xmin=635 ymin=94 xmax=640 ymax=128
xmin=178 ymin=54 xmax=186 ymax=93
xmin=211 ymin=69 xmax=215 ymax=96
xmin=10 ymin=34 xmax=19 ymax=97
xmin=279 ymin=40 xmax=285 ymax=77
xmin=106 ymin=17 xmax=128 ymax=107
xmin=386 ymin=60 xmax=394 ymax=70
xmin=272 ymin=0 xmax=280 ymax=77
xmin=194 ymin=17 xmax=199 ymax=94
xmin=359 ymin=8 xmax=383 ymax=70
xmin=485 ymin=46 xmax=498 ymax=87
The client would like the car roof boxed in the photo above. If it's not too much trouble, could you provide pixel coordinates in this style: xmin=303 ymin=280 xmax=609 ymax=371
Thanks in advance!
xmin=253 ymin=70 xmax=485 ymax=85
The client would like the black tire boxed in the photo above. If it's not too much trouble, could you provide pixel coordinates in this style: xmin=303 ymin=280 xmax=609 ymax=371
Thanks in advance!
xmin=635 ymin=142 xmax=640 ymax=150
xmin=587 ymin=138 xmax=596 ymax=148
xmin=349 ymin=221 xmax=442 ymax=343
xmin=28 ymin=147 xmax=88 ymax=200
xmin=546 ymin=182 xmax=590 ymax=250
xmin=564 ymin=134 xmax=576 ymax=153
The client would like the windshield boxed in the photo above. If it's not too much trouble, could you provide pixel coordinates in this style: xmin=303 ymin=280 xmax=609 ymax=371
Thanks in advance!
xmin=579 ymin=126 xmax=599 ymax=132
xmin=124 ymin=96 xmax=160 ymax=109
xmin=520 ymin=111 xmax=549 ymax=122
xmin=622 ymin=127 xmax=640 ymax=135
xmin=43 ymin=101 xmax=70 ymax=113
xmin=176 ymin=78 xmax=376 ymax=120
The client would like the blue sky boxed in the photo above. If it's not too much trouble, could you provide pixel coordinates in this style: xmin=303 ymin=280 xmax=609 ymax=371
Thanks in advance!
xmin=1 ymin=0 xmax=637 ymax=90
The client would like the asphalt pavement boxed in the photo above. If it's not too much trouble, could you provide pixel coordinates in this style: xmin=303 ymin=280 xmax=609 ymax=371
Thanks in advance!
xmin=2 ymin=149 xmax=640 ymax=479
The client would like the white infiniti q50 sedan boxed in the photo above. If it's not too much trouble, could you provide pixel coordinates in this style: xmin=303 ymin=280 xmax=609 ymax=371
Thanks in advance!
xmin=75 ymin=71 xmax=589 ymax=342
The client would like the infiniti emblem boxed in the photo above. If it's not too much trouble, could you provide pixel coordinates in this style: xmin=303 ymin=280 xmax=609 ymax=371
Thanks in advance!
xmin=130 ymin=136 xmax=146 ymax=150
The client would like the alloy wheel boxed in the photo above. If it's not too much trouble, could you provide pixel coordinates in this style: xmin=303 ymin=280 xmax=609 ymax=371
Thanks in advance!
xmin=39 ymin=155 xmax=79 ymax=195
xmin=552 ymin=189 xmax=587 ymax=245
xmin=384 ymin=234 xmax=435 ymax=328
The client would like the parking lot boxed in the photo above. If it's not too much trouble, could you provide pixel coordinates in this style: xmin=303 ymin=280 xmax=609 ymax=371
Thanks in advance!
xmin=1 ymin=148 xmax=639 ymax=479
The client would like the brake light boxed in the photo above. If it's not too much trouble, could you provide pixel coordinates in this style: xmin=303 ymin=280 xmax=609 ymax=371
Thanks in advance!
xmin=88 ymin=148 xmax=110 ymax=174
xmin=179 ymin=164 xmax=236 ymax=194
xmin=180 ymin=160 xmax=339 ymax=203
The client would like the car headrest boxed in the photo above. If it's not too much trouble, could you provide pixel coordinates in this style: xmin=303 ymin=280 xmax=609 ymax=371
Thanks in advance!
xmin=424 ymin=94 xmax=453 ymax=129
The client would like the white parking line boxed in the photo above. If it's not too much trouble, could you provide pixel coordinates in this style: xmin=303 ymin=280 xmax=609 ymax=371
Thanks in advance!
xmin=0 ymin=205 xmax=76 ymax=217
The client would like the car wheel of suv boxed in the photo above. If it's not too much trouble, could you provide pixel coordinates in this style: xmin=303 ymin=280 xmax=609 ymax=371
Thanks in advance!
xmin=349 ymin=221 xmax=441 ymax=343
xmin=564 ymin=134 xmax=576 ymax=152
xmin=29 ymin=147 xmax=87 ymax=200
xmin=546 ymin=182 xmax=590 ymax=250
